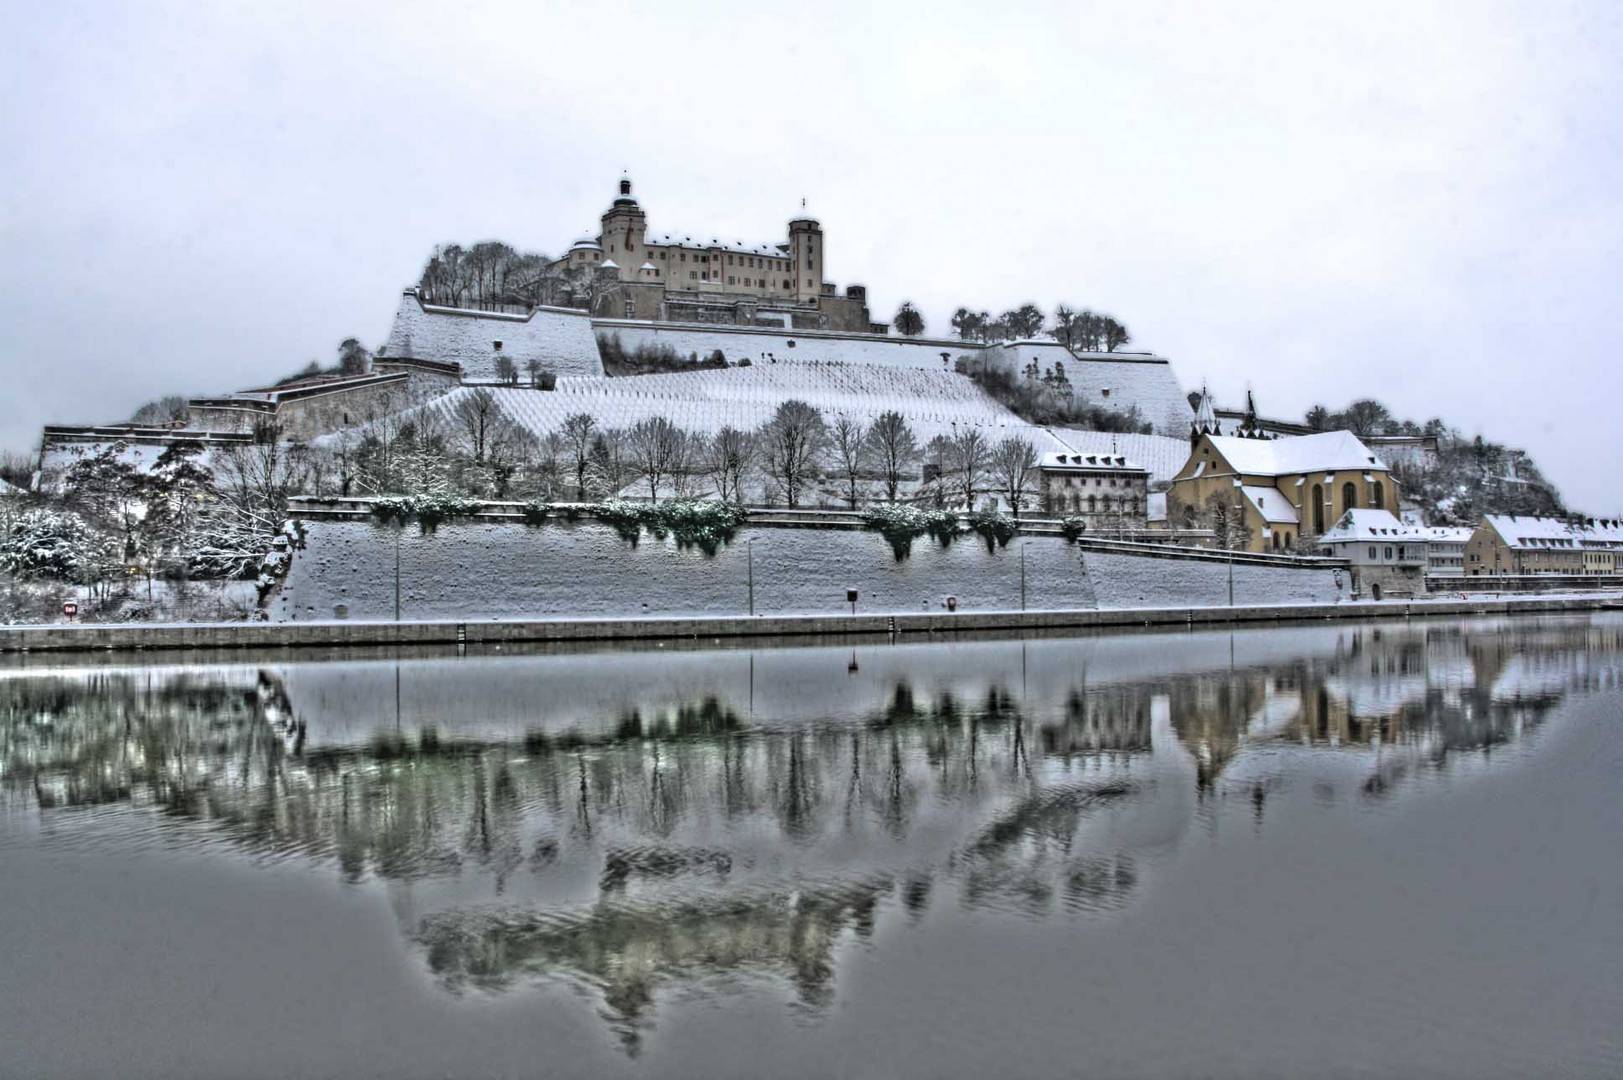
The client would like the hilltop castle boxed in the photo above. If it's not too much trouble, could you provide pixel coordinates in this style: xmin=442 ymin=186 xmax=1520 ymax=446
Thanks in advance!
xmin=554 ymin=178 xmax=882 ymax=334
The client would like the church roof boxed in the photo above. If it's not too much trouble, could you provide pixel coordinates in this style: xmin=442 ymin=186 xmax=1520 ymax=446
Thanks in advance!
xmin=1240 ymin=485 xmax=1300 ymax=524
xmin=1205 ymin=431 xmax=1386 ymax=477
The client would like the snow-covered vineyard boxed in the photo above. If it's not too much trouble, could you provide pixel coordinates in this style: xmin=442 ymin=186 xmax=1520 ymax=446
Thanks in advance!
xmin=369 ymin=361 xmax=1083 ymax=456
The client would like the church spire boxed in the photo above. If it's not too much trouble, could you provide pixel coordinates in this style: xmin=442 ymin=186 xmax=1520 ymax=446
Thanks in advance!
xmin=1191 ymin=384 xmax=1221 ymax=449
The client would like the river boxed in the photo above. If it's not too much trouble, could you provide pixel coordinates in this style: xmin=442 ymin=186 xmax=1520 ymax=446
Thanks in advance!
xmin=1 ymin=614 xmax=1620 ymax=1078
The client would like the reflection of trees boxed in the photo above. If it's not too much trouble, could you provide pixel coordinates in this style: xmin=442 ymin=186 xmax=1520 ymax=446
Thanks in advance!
xmin=6 ymin=618 xmax=1622 ymax=1048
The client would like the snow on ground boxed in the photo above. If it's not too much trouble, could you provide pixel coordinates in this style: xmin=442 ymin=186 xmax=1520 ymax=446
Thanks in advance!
xmin=359 ymin=360 xmax=1077 ymax=452
xmin=268 ymin=519 xmax=1346 ymax=622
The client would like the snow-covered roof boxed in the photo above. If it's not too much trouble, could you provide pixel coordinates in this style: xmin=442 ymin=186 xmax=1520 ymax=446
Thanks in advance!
xmin=0 ymin=477 xmax=23 ymax=496
xmin=1485 ymin=514 xmax=1623 ymax=550
xmin=1240 ymin=485 xmax=1299 ymax=525
xmin=1419 ymin=526 xmax=1474 ymax=545
xmin=1204 ymin=431 xmax=1386 ymax=477
xmin=1038 ymin=451 xmax=1146 ymax=473
xmin=1317 ymin=508 xmax=1420 ymax=543
xmin=569 ymin=238 xmax=602 ymax=251
xmin=1047 ymin=429 xmax=1192 ymax=485
xmin=645 ymin=233 xmax=789 ymax=258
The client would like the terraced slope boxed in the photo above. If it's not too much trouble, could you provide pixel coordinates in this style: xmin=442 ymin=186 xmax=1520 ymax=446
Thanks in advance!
xmin=416 ymin=361 xmax=1074 ymax=452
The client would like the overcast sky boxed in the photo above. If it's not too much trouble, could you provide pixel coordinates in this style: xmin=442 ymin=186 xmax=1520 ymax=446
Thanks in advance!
xmin=3 ymin=1 xmax=1618 ymax=506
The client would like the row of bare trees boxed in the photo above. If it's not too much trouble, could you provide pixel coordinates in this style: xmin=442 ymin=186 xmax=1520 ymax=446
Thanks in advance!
xmin=949 ymin=304 xmax=1131 ymax=351
xmin=325 ymin=395 xmax=1045 ymax=512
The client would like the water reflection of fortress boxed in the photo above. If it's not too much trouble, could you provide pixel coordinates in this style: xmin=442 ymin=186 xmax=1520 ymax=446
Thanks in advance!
xmin=4 ymin=617 xmax=1618 ymax=1049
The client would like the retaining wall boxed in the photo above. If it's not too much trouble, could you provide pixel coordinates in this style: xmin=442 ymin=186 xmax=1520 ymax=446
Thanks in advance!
xmin=265 ymin=518 xmax=1348 ymax=623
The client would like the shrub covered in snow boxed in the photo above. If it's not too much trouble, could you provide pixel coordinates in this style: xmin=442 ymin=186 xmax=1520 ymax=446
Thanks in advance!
xmin=594 ymin=499 xmax=747 ymax=555
xmin=369 ymin=494 xmax=481 ymax=534
xmin=968 ymin=508 xmax=1019 ymax=553
xmin=1059 ymin=515 xmax=1088 ymax=542
xmin=861 ymin=505 xmax=962 ymax=560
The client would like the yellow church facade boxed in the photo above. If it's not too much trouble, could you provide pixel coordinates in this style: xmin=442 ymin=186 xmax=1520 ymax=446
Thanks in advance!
xmin=1168 ymin=431 xmax=1399 ymax=553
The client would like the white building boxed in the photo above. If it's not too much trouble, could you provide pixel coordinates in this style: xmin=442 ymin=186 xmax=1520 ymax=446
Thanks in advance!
xmin=1037 ymin=451 xmax=1150 ymax=530
xmin=1315 ymin=509 xmax=1427 ymax=598
xmin=1417 ymin=526 xmax=1473 ymax=579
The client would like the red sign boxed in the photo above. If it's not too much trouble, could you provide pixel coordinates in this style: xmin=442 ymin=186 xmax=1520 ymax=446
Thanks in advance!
xmin=62 ymin=601 xmax=79 ymax=618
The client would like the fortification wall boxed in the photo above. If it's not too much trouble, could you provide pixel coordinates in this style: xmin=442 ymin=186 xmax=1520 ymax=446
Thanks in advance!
xmin=268 ymin=518 xmax=1347 ymax=623
xmin=381 ymin=291 xmax=604 ymax=381
xmin=987 ymin=342 xmax=1192 ymax=437
xmin=591 ymin=319 xmax=978 ymax=371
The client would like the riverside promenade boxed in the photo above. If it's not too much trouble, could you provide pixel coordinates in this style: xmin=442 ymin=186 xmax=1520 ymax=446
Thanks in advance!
xmin=2 ymin=594 xmax=1618 ymax=654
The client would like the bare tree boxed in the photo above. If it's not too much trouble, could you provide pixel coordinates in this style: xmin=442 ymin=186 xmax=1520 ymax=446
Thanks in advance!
xmin=562 ymin=413 xmax=598 ymax=499
xmin=1205 ymin=490 xmax=1253 ymax=550
xmin=893 ymin=301 xmax=925 ymax=337
xmin=948 ymin=428 xmax=989 ymax=509
xmin=829 ymin=415 xmax=868 ymax=508
xmin=494 ymin=355 xmax=517 ymax=386
xmin=865 ymin=411 xmax=918 ymax=503
xmin=922 ymin=434 xmax=953 ymax=507
xmin=450 ymin=389 xmax=510 ymax=465
xmin=705 ymin=426 xmax=755 ymax=503
xmin=1102 ymin=316 xmax=1131 ymax=352
xmin=759 ymin=400 xmax=827 ymax=508
xmin=1001 ymin=303 xmax=1045 ymax=339
xmin=989 ymin=436 xmax=1039 ymax=517
xmin=337 ymin=337 xmax=371 ymax=375
xmin=587 ymin=428 xmax=630 ymax=498
xmin=628 ymin=416 xmax=689 ymax=500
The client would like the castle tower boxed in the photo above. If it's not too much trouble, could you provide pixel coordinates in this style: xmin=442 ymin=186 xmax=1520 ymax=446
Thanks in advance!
xmin=788 ymin=207 xmax=823 ymax=303
xmin=599 ymin=176 xmax=646 ymax=271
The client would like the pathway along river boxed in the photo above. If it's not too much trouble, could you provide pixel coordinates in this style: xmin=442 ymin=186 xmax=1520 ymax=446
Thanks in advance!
xmin=1 ymin=614 xmax=1620 ymax=1078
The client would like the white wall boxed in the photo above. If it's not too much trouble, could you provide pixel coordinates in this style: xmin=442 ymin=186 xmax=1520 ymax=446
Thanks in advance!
xmin=268 ymin=519 xmax=1346 ymax=622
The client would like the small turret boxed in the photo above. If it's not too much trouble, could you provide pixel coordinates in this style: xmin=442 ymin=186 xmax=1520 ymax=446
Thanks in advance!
xmin=1191 ymin=385 xmax=1221 ymax=449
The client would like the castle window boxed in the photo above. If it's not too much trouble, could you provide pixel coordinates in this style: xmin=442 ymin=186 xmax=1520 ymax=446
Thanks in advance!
xmin=690 ymin=271 xmax=697 ymax=280
xmin=728 ymin=276 xmax=735 ymax=284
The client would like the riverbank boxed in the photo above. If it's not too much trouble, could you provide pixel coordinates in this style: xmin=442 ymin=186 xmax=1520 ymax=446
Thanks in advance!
xmin=2 ymin=594 xmax=1618 ymax=653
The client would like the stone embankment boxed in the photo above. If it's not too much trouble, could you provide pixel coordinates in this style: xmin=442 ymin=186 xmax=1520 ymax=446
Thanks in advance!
xmin=1 ymin=595 xmax=1615 ymax=655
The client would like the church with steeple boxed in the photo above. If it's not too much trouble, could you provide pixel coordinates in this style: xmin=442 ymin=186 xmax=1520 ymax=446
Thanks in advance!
xmin=551 ymin=177 xmax=881 ymax=332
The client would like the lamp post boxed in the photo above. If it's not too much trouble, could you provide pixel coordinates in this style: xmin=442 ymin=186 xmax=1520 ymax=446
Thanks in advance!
xmin=1227 ymin=502 xmax=1243 ymax=607
xmin=747 ymin=538 xmax=754 ymax=616
xmin=1020 ymin=540 xmax=1028 ymax=611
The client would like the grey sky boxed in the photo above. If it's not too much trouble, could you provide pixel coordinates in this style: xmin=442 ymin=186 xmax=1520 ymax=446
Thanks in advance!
xmin=3 ymin=0 xmax=1619 ymax=507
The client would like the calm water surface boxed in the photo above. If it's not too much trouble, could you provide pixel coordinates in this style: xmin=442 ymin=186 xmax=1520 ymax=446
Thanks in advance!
xmin=2 ymin=615 xmax=1621 ymax=1079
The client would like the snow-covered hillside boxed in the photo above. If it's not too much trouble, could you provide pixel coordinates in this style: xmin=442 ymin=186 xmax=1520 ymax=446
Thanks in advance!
xmin=400 ymin=360 xmax=1077 ymax=452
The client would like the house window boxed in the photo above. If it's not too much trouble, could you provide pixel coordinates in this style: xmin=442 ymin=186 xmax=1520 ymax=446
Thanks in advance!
xmin=1384 ymin=546 xmax=1394 ymax=560
xmin=492 ymin=341 xmax=503 ymax=350
xmin=1369 ymin=546 xmax=1377 ymax=560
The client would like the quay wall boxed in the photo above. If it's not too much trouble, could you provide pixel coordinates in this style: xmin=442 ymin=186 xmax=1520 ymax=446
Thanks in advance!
xmin=1 ymin=595 xmax=1614 ymax=655
xmin=263 ymin=518 xmax=1349 ymax=623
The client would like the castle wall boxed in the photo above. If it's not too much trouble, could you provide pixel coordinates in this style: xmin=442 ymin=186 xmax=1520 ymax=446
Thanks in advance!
xmin=988 ymin=342 xmax=1192 ymax=437
xmin=590 ymin=319 xmax=979 ymax=370
xmin=267 ymin=517 xmax=1346 ymax=623
xmin=381 ymin=290 xmax=604 ymax=381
